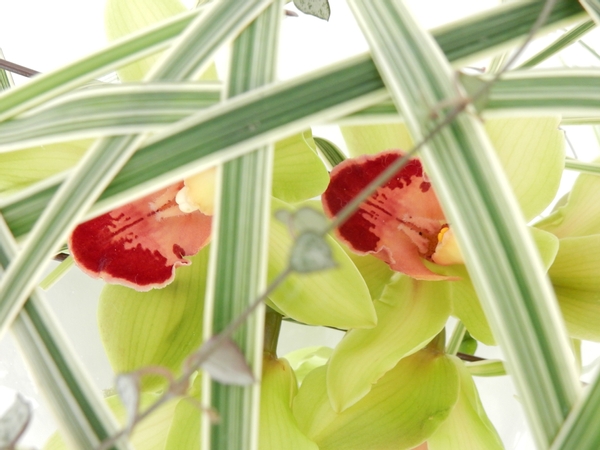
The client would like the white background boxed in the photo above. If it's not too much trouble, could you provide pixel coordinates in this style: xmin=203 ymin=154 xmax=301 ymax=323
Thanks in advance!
xmin=1 ymin=1 xmax=600 ymax=448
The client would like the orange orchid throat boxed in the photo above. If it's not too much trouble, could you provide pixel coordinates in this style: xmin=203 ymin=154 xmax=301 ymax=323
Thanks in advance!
xmin=69 ymin=182 xmax=212 ymax=291
xmin=321 ymin=150 xmax=456 ymax=280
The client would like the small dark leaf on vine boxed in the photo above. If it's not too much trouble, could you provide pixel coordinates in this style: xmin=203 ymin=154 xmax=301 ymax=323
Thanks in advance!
xmin=293 ymin=0 xmax=331 ymax=20
xmin=292 ymin=207 xmax=329 ymax=234
xmin=276 ymin=207 xmax=329 ymax=236
xmin=201 ymin=338 xmax=255 ymax=386
xmin=275 ymin=209 xmax=293 ymax=226
xmin=116 ymin=373 xmax=141 ymax=431
xmin=290 ymin=232 xmax=336 ymax=273
xmin=0 ymin=394 xmax=31 ymax=448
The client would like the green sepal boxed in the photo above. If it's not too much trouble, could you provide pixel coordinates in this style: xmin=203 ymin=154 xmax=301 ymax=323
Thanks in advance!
xmin=293 ymin=348 xmax=459 ymax=450
xmin=484 ymin=116 xmax=564 ymax=221
xmin=535 ymin=163 xmax=600 ymax=238
xmin=268 ymin=198 xmax=376 ymax=329
xmin=164 ymin=399 xmax=201 ymax=449
xmin=326 ymin=275 xmax=451 ymax=412
xmin=341 ymin=122 xmax=414 ymax=157
xmin=550 ymin=235 xmax=600 ymax=341
xmin=447 ymin=227 xmax=558 ymax=346
xmin=341 ymin=118 xmax=564 ymax=223
xmin=273 ymin=130 xmax=329 ymax=203
xmin=44 ymin=393 xmax=195 ymax=450
xmin=343 ymin=251 xmax=394 ymax=301
xmin=0 ymin=140 xmax=88 ymax=196
xmin=104 ymin=0 xmax=218 ymax=81
xmin=428 ymin=357 xmax=504 ymax=450
xmin=105 ymin=0 xmax=187 ymax=81
xmin=285 ymin=346 xmax=332 ymax=385
xmin=259 ymin=356 xmax=319 ymax=450
xmin=98 ymin=247 xmax=209 ymax=391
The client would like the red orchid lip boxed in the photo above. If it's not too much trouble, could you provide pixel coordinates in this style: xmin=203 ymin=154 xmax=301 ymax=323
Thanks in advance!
xmin=69 ymin=182 xmax=211 ymax=291
xmin=321 ymin=150 xmax=451 ymax=280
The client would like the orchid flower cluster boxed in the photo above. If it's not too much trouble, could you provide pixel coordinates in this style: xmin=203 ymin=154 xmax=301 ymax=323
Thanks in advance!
xmin=42 ymin=2 xmax=600 ymax=450
xmin=50 ymin=110 xmax=599 ymax=450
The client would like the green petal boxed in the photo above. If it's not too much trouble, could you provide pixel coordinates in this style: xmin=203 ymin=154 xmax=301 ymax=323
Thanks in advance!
xmin=341 ymin=122 xmax=414 ymax=157
xmin=344 ymin=251 xmax=394 ymax=301
xmin=341 ymin=118 xmax=563 ymax=221
xmin=98 ymin=247 xmax=209 ymax=391
xmin=449 ymin=227 xmax=558 ymax=346
xmin=272 ymin=131 xmax=329 ymax=203
xmin=44 ymin=394 xmax=185 ymax=450
xmin=259 ymin=357 xmax=319 ymax=450
xmin=268 ymin=198 xmax=376 ymax=329
xmin=293 ymin=348 xmax=459 ymax=450
xmin=484 ymin=117 xmax=564 ymax=221
xmin=327 ymin=275 xmax=451 ymax=412
xmin=105 ymin=0 xmax=187 ymax=81
xmin=448 ymin=265 xmax=495 ymax=346
xmin=549 ymin=235 xmax=600 ymax=341
xmin=104 ymin=0 xmax=218 ymax=82
xmin=285 ymin=346 xmax=333 ymax=385
xmin=428 ymin=357 xmax=504 ymax=450
xmin=550 ymin=236 xmax=600 ymax=291
xmin=555 ymin=286 xmax=600 ymax=341
xmin=0 ymin=141 xmax=88 ymax=195
xmin=164 ymin=399 xmax=201 ymax=449
xmin=536 ymin=169 xmax=600 ymax=238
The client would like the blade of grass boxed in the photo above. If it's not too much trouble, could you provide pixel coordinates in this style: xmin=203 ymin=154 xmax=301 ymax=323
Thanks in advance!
xmin=517 ymin=19 xmax=596 ymax=69
xmin=0 ymin=0 xmax=584 ymax=152
xmin=0 ymin=218 xmax=128 ymax=450
xmin=0 ymin=83 xmax=222 ymax=152
xmin=347 ymin=1 xmax=581 ymax=447
xmin=0 ymin=49 xmax=128 ymax=450
xmin=201 ymin=2 xmax=282 ymax=450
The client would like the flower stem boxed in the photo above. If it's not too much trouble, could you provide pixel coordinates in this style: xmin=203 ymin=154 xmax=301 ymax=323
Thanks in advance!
xmin=263 ymin=306 xmax=282 ymax=358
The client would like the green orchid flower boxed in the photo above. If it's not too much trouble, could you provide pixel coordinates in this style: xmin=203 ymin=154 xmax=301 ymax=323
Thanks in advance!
xmin=321 ymin=117 xmax=564 ymax=413
xmin=534 ymin=164 xmax=600 ymax=341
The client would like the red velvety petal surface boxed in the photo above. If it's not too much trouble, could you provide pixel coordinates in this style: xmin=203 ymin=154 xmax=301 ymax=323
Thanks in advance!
xmin=322 ymin=150 xmax=448 ymax=280
xmin=69 ymin=183 xmax=211 ymax=291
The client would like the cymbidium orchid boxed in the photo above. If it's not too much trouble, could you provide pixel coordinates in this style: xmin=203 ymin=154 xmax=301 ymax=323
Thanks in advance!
xmin=320 ymin=117 xmax=565 ymax=418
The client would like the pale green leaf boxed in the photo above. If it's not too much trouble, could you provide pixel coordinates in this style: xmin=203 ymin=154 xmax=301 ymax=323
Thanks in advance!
xmin=484 ymin=116 xmax=564 ymax=221
xmin=273 ymin=131 xmax=329 ymax=203
xmin=326 ymin=275 xmax=451 ymax=412
xmin=293 ymin=348 xmax=459 ymax=450
xmin=429 ymin=357 xmax=504 ymax=450
xmin=259 ymin=357 xmax=319 ymax=450
xmin=98 ymin=247 xmax=209 ymax=391
xmin=268 ymin=198 xmax=376 ymax=329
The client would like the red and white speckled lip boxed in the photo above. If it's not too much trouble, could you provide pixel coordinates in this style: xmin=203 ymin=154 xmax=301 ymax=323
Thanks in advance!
xmin=69 ymin=182 xmax=212 ymax=291
xmin=322 ymin=150 xmax=454 ymax=280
